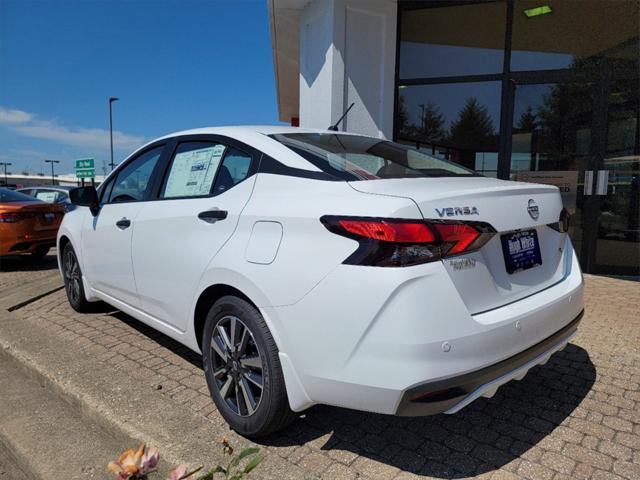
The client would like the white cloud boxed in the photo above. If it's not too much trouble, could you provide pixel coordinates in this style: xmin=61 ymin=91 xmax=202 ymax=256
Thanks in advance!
xmin=0 ymin=107 xmax=33 ymax=125
xmin=0 ymin=106 xmax=146 ymax=151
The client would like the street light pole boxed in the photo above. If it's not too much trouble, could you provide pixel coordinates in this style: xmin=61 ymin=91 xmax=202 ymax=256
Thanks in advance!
xmin=0 ymin=162 xmax=11 ymax=186
xmin=109 ymin=97 xmax=119 ymax=171
xmin=44 ymin=160 xmax=60 ymax=185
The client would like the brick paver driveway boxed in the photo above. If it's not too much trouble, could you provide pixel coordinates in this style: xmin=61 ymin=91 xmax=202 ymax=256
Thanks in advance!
xmin=10 ymin=272 xmax=640 ymax=479
xmin=0 ymin=251 xmax=59 ymax=293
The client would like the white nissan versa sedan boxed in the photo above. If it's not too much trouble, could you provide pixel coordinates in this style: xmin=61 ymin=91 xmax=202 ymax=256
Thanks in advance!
xmin=58 ymin=126 xmax=584 ymax=437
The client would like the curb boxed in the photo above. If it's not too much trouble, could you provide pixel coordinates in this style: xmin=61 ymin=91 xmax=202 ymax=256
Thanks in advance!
xmin=0 ymin=306 xmax=244 ymax=473
xmin=0 ymin=429 xmax=39 ymax=480
xmin=0 ymin=327 xmax=134 ymax=449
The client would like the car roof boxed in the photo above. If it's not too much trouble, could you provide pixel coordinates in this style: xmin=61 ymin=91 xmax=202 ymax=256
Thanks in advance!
xmin=123 ymin=125 xmax=367 ymax=172
xmin=156 ymin=125 xmax=361 ymax=139
xmin=17 ymin=185 xmax=73 ymax=191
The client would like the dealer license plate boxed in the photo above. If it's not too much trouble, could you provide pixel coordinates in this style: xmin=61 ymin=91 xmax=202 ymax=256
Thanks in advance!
xmin=501 ymin=229 xmax=542 ymax=274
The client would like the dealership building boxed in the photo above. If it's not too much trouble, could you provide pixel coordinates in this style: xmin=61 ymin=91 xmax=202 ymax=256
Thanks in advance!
xmin=268 ymin=0 xmax=639 ymax=276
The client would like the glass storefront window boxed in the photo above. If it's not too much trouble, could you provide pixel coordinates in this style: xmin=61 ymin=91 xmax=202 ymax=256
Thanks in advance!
xmin=508 ymin=82 xmax=596 ymax=255
xmin=595 ymin=78 xmax=640 ymax=275
xmin=399 ymin=2 xmax=506 ymax=79
xmin=395 ymin=0 xmax=640 ymax=274
xmin=510 ymin=82 xmax=593 ymax=176
xmin=397 ymin=82 xmax=501 ymax=174
xmin=511 ymin=0 xmax=640 ymax=72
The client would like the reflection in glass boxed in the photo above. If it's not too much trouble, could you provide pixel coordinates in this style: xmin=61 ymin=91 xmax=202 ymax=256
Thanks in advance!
xmin=512 ymin=0 xmax=640 ymax=72
xmin=399 ymin=2 xmax=506 ymax=79
xmin=509 ymin=82 xmax=596 ymax=252
xmin=397 ymin=82 xmax=501 ymax=174
xmin=595 ymin=77 xmax=640 ymax=275
xmin=510 ymin=83 xmax=593 ymax=175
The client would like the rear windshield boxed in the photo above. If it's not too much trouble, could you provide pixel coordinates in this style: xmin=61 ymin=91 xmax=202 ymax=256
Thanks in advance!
xmin=270 ymin=133 xmax=478 ymax=180
xmin=0 ymin=188 xmax=41 ymax=203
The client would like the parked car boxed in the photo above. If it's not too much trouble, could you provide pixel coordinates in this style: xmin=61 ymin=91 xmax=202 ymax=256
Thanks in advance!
xmin=0 ymin=188 xmax=64 ymax=258
xmin=17 ymin=185 xmax=75 ymax=212
xmin=58 ymin=127 xmax=584 ymax=437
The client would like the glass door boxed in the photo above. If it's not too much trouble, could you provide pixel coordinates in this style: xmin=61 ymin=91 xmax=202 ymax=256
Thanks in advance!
xmin=508 ymin=76 xmax=640 ymax=275
xmin=592 ymin=78 xmax=640 ymax=275
xmin=508 ymin=80 xmax=595 ymax=265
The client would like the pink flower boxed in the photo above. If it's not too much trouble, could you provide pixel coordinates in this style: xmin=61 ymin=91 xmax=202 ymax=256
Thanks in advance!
xmin=140 ymin=446 xmax=159 ymax=473
xmin=167 ymin=464 xmax=191 ymax=480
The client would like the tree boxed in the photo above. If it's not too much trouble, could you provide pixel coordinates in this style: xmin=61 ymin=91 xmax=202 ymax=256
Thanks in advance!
xmin=447 ymin=97 xmax=496 ymax=150
xmin=419 ymin=102 xmax=445 ymax=142
xmin=516 ymin=107 xmax=537 ymax=132
xmin=395 ymin=94 xmax=411 ymax=137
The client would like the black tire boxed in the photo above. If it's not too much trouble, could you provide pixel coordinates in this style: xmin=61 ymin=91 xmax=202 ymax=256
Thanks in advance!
xmin=202 ymin=295 xmax=296 ymax=437
xmin=31 ymin=246 xmax=50 ymax=259
xmin=62 ymin=243 xmax=93 ymax=313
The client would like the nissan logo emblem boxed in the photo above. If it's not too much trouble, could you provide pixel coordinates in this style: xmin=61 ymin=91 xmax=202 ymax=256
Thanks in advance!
xmin=527 ymin=199 xmax=540 ymax=220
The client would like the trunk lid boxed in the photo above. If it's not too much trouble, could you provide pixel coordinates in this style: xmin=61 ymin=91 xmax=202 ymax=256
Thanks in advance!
xmin=349 ymin=177 xmax=569 ymax=314
xmin=2 ymin=201 xmax=64 ymax=235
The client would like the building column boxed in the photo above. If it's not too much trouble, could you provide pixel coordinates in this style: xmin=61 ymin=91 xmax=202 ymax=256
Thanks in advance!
xmin=299 ymin=0 xmax=397 ymax=139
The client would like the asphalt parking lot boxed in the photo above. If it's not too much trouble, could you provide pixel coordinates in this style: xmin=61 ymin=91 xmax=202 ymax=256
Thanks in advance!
xmin=1 ymin=255 xmax=639 ymax=480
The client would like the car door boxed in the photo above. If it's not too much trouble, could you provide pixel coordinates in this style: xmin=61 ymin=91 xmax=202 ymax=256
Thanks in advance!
xmin=81 ymin=145 xmax=165 ymax=308
xmin=131 ymin=139 xmax=257 ymax=330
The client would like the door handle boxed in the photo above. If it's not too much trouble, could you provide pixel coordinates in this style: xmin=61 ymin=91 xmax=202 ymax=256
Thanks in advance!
xmin=116 ymin=218 xmax=131 ymax=229
xmin=584 ymin=171 xmax=594 ymax=195
xmin=596 ymin=170 xmax=609 ymax=196
xmin=198 ymin=209 xmax=228 ymax=224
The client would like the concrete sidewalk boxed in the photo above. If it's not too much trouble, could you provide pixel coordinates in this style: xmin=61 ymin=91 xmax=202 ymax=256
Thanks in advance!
xmin=0 ymin=349 xmax=132 ymax=479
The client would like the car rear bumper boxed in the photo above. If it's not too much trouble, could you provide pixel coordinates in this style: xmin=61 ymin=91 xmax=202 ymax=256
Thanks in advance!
xmin=394 ymin=310 xmax=582 ymax=416
xmin=8 ymin=239 xmax=56 ymax=253
xmin=0 ymin=235 xmax=56 ymax=255
xmin=266 ymin=239 xmax=585 ymax=414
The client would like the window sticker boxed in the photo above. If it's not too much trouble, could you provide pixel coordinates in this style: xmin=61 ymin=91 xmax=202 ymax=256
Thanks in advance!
xmin=164 ymin=145 xmax=226 ymax=198
xmin=35 ymin=191 xmax=58 ymax=203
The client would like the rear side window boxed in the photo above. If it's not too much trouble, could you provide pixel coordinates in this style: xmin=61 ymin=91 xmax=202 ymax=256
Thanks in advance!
xmin=161 ymin=143 xmax=253 ymax=198
xmin=212 ymin=148 xmax=252 ymax=195
xmin=35 ymin=190 xmax=60 ymax=203
xmin=161 ymin=142 xmax=225 ymax=198
xmin=271 ymin=133 xmax=477 ymax=180
xmin=107 ymin=146 xmax=163 ymax=203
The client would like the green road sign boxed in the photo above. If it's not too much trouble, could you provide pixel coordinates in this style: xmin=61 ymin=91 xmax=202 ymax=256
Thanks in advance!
xmin=75 ymin=158 xmax=95 ymax=170
xmin=76 ymin=169 xmax=95 ymax=178
xmin=76 ymin=158 xmax=95 ymax=178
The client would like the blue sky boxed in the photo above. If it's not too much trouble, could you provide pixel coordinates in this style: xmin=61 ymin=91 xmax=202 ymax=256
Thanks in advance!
xmin=0 ymin=0 xmax=282 ymax=175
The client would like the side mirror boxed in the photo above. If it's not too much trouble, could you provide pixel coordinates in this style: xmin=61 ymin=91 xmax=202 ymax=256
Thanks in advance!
xmin=69 ymin=186 xmax=100 ymax=216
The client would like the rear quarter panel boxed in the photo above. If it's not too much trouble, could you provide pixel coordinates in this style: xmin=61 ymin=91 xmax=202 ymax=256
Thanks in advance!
xmin=190 ymin=173 xmax=422 ymax=352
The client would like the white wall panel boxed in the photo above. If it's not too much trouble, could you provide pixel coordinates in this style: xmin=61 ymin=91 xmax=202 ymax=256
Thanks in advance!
xmin=298 ymin=0 xmax=396 ymax=138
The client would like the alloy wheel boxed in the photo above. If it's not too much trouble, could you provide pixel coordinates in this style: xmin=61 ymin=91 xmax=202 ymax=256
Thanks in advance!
xmin=63 ymin=249 xmax=81 ymax=305
xmin=210 ymin=315 xmax=264 ymax=416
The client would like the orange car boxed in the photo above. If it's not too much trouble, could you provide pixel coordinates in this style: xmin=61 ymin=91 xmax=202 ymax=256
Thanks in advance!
xmin=0 ymin=188 xmax=64 ymax=258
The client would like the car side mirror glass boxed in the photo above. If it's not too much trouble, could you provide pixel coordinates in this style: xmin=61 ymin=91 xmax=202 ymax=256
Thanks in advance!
xmin=69 ymin=186 xmax=100 ymax=216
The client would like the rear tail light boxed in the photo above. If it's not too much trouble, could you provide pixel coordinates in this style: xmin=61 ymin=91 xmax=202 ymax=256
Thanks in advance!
xmin=548 ymin=208 xmax=571 ymax=233
xmin=321 ymin=216 xmax=496 ymax=267
xmin=337 ymin=219 xmax=436 ymax=243
xmin=0 ymin=211 xmax=39 ymax=223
